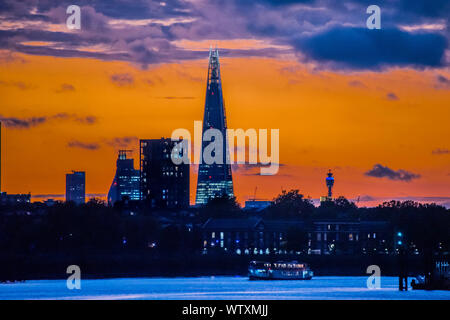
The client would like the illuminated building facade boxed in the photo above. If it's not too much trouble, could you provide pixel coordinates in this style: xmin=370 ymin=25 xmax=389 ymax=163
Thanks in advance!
xmin=195 ymin=48 xmax=234 ymax=205
xmin=108 ymin=150 xmax=140 ymax=205
xmin=201 ymin=218 xmax=390 ymax=255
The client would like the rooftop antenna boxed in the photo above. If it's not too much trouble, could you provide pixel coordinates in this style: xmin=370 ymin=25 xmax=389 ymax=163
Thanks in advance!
xmin=248 ymin=186 xmax=267 ymax=201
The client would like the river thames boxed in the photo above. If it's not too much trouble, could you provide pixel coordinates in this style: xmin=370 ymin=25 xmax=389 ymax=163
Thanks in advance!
xmin=0 ymin=276 xmax=449 ymax=300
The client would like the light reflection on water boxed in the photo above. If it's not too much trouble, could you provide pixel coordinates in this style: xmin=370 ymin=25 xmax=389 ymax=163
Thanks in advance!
xmin=0 ymin=276 xmax=449 ymax=300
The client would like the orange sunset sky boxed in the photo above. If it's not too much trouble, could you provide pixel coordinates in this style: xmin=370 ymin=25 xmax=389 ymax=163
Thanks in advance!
xmin=1 ymin=49 xmax=449 ymax=206
xmin=0 ymin=1 xmax=449 ymax=207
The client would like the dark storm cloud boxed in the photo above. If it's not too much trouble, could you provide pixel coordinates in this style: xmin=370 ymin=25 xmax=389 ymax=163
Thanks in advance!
xmin=398 ymin=0 xmax=450 ymax=19
xmin=66 ymin=136 xmax=140 ymax=150
xmin=386 ymin=92 xmax=399 ymax=101
xmin=0 ymin=0 xmax=448 ymax=70
xmin=348 ymin=80 xmax=366 ymax=88
xmin=105 ymin=136 xmax=139 ymax=148
xmin=55 ymin=83 xmax=75 ymax=93
xmin=232 ymin=163 xmax=286 ymax=176
xmin=435 ymin=74 xmax=450 ymax=89
xmin=0 ymin=115 xmax=47 ymax=128
xmin=0 ymin=80 xmax=34 ymax=90
xmin=14 ymin=43 xmax=130 ymax=61
xmin=250 ymin=0 xmax=450 ymax=19
xmin=239 ymin=0 xmax=316 ymax=6
xmin=233 ymin=1 xmax=450 ymax=70
xmin=0 ymin=113 xmax=97 ymax=129
xmin=294 ymin=27 xmax=447 ymax=70
xmin=52 ymin=113 xmax=97 ymax=124
xmin=33 ymin=0 xmax=195 ymax=20
xmin=356 ymin=195 xmax=376 ymax=202
xmin=110 ymin=73 xmax=134 ymax=86
xmin=365 ymin=164 xmax=421 ymax=182
xmin=0 ymin=1 xmax=49 ymax=22
xmin=437 ymin=75 xmax=449 ymax=84
xmin=432 ymin=148 xmax=450 ymax=155
xmin=67 ymin=140 xmax=100 ymax=150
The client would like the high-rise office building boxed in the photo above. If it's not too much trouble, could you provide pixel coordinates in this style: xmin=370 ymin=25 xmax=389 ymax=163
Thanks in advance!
xmin=195 ymin=48 xmax=234 ymax=205
xmin=66 ymin=171 xmax=85 ymax=204
xmin=108 ymin=150 xmax=140 ymax=205
xmin=140 ymin=138 xmax=189 ymax=208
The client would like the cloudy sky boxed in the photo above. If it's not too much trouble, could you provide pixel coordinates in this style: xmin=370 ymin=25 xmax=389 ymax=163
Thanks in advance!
xmin=0 ymin=0 xmax=449 ymax=206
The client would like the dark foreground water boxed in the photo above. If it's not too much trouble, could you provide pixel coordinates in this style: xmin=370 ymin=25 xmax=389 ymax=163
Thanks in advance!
xmin=0 ymin=276 xmax=449 ymax=300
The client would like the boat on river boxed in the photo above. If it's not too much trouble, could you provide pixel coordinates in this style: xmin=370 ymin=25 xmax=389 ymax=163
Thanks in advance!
xmin=248 ymin=260 xmax=313 ymax=280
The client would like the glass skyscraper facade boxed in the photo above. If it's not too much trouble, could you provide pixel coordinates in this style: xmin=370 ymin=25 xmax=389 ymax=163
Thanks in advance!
xmin=195 ymin=49 xmax=234 ymax=205
xmin=107 ymin=150 xmax=140 ymax=205
xmin=140 ymin=138 xmax=190 ymax=208
xmin=66 ymin=171 xmax=85 ymax=205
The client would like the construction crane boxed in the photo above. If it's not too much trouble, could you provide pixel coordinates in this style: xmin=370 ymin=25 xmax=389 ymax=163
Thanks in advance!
xmin=249 ymin=186 xmax=266 ymax=201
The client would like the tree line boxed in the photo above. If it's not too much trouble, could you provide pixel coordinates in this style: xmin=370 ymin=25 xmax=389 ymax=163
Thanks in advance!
xmin=0 ymin=190 xmax=449 ymax=256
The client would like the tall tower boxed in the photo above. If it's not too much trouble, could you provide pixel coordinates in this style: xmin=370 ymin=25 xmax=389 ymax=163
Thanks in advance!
xmin=195 ymin=48 xmax=234 ymax=205
xmin=326 ymin=169 xmax=334 ymax=198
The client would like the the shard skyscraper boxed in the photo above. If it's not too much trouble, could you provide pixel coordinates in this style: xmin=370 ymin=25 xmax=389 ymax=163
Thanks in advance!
xmin=195 ymin=48 xmax=234 ymax=205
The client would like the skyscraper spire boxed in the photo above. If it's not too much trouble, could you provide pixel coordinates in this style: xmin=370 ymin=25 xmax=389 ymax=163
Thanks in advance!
xmin=195 ymin=49 xmax=234 ymax=205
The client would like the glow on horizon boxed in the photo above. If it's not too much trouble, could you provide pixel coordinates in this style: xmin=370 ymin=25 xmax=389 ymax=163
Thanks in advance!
xmin=0 ymin=52 xmax=449 ymax=206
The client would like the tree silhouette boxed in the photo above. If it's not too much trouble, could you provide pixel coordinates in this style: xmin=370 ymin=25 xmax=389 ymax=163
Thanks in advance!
xmin=199 ymin=195 xmax=242 ymax=220
xmin=267 ymin=189 xmax=314 ymax=218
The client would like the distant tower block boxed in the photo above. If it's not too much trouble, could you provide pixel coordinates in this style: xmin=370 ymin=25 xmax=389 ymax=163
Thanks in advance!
xmin=326 ymin=169 xmax=334 ymax=198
